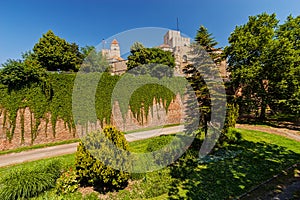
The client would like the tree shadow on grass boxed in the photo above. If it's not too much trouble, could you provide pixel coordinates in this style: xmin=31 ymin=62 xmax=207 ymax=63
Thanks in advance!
xmin=168 ymin=140 xmax=300 ymax=200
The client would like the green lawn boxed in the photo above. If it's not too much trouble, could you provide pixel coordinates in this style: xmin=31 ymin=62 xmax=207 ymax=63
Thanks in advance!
xmin=235 ymin=128 xmax=300 ymax=154
xmin=0 ymin=128 xmax=299 ymax=200
xmin=0 ymin=153 xmax=75 ymax=175
xmin=124 ymin=123 xmax=180 ymax=134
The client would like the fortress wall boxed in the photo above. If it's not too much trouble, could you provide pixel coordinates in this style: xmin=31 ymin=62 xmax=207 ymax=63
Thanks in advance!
xmin=0 ymin=94 xmax=185 ymax=150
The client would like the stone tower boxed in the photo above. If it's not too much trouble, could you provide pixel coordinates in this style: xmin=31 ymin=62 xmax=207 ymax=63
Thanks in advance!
xmin=110 ymin=39 xmax=121 ymax=58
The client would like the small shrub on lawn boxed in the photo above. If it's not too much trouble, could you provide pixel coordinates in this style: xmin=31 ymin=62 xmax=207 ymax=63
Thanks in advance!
xmin=55 ymin=167 xmax=79 ymax=194
xmin=0 ymin=160 xmax=61 ymax=200
xmin=146 ymin=135 xmax=189 ymax=166
xmin=75 ymin=126 xmax=130 ymax=191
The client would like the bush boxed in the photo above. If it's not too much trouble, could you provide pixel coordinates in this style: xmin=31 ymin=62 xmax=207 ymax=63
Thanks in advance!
xmin=0 ymin=160 xmax=61 ymax=200
xmin=146 ymin=135 xmax=188 ymax=166
xmin=55 ymin=167 xmax=79 ymax=194
xmin=142 ymin=169 xmax=172 ymax=198
xmin=75 ymin=126 xmax=130 ymax=191
xmin=146 ymin=135 xmax=173 ymax=152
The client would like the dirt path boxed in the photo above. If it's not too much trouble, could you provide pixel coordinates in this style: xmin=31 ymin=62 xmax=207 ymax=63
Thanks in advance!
xmin=236 ymin=124 xmax=300 ymax=142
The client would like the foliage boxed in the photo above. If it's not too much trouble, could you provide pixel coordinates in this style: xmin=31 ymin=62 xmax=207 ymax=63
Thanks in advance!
xmin=218 ymin=103 xmax=240 ymax=146
xmin=0 ymin=72 xmax=185 ymax=143
xmin=130 ymin=42 xmax=145 ymax=53
xmin=275 ymin=15 xmax=300 ymax=116
xmin=195 ymin=25 xmax=220 ymax=62
xmin=0 ymin=58 xmax=46 ymax=91
xmin=32 ymin=30 xmax=82 ymax=71
xmin=224 ymin=13 xmax=300 ymax=119
xmin=183 ymin=63 xmax=211 ymax=136
xmin=80 ymin=46 xmax=110 ymax=72
xmin=195 ymin=25 xmax=218 ymax=48
xmin=75 ymin=126 xmax=130 ymax=191
xmin=126 ymin=47 xmax=175 ymax=77
xmin=0 ymin=160 xmax=62 ymax=200
xmin=146 ymin=135 xmax=186 ymax=166
xmin=142 ymin=169 xmax=172 ymax=198
xmin=55 ymin=167 xmax=79 ymax=194
xmin=146 ymin=135 xmax=173 ymax=152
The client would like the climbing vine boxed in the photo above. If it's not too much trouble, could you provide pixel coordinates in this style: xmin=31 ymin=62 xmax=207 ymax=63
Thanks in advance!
xmin=0 ymin=72 xmax=187 ymax=144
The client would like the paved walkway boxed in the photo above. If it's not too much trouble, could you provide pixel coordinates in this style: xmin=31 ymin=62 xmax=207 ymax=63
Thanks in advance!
xmin=0 ymin=125 xmax=184 ymax=167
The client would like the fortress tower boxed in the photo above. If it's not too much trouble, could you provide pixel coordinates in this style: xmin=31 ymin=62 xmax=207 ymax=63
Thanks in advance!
xmin=110 ymin=39 xmax=121 ymax=58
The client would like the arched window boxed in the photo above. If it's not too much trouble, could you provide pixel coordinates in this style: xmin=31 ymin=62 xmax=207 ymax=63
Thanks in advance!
xmin=183 ymin=55 xmax=187 ymax=63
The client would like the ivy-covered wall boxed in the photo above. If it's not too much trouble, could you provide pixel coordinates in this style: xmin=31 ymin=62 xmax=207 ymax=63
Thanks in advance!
xmin=0 ymin=72 xmax=186 ymax=147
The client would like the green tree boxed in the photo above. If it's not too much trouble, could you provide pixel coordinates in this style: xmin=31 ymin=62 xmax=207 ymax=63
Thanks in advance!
xmin=130 ymin=42 xmax=145 ymax=53
xmin=0 ymin=57 xmax=46 ymax=90
xmin=276 ymin=15 xmax=300 ymax=116
xmin=195 ymin=25 xmax=218 ymax=49
xmin=33 ymin=30 xmax=82 ymax=71
xmin=195 ymin=25 xmax=220 ymax=62
xmin=80 ymin=45 xmax=96 ymax=59
xmin=126 ymin=47 xmax=175 ymax=78
xmin=224 ymin=13 xmax=279 ymax=120
xmin=80 ymin=46 xmax=110 ymax=72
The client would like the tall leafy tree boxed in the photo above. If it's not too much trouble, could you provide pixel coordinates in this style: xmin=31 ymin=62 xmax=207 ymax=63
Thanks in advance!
xmin=275 ymin=15 xmax=300 ymax=116
xmin=33 ymin=30 xmax=82 ymax=71
xmin=224 ymin=13 xmax=279 ymax=120
xmin=126 ymin=47 xmax=175 ymax=78
xmin=0 ymin=57 xmax=46 ymax=91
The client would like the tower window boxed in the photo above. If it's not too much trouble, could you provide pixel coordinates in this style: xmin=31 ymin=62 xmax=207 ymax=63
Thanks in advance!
xmin=183 ymin=55 xmax=187 ymax=63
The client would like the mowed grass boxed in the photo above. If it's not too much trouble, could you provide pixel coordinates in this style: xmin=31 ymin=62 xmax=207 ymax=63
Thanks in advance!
xmin=234 ymin=128 xmax=300 ymax=154
xmin=0 ymin=153 xmax=75 ymax=175
xmin=124 ymin=123 xmax=180 ymax=134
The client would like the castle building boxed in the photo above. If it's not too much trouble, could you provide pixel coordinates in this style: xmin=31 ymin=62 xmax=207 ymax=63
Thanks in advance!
xmin=101 ymin=39 xmax=127 ymax=75
xmin=102 ymin=30 xmax=228 ymax=78
xmin=158 ymin=30 xmax=228 ymax=79
xmin=157 ymin=30 xmax=192 ymax=75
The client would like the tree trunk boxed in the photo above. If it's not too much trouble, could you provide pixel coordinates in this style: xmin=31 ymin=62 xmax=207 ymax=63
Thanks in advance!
xmin=260 ymin=102 xmax=266 ymax=121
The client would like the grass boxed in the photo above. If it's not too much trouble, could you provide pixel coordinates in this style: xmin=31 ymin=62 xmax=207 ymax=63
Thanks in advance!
xmin=0 ymin=160 xmax=62 ymax=200
xmin=0 ymin=153 xmax=75 ymax=175
xmin=0 ymin=138 xmax=80 ymax=156
xmin=1 ymin=127 xmax=300 ymax=199
xmin=128 ymin=134 xmax=175 ymax=153
xmin=124 ymin=123 xmax=180 ymax=134
xmin=235 ymin=128 xmax=300 ymax=154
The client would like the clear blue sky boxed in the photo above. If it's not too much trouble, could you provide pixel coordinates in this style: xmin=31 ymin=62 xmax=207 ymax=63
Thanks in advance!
xmin=1 ymin=0 xmax=300 ymax=64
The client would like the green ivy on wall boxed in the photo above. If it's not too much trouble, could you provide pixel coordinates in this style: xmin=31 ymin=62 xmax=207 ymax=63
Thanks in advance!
xmin=0 ymin=72 xmax=187 ymax=144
